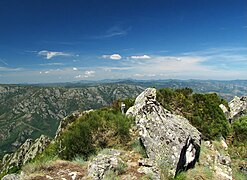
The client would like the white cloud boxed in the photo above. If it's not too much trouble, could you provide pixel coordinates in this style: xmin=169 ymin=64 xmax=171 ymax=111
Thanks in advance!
xmin=0 ymin=67 xmax=23 ymax=71
xmin=84 ymin=70 xmax=95 ymax=76
xmin=101 ymin=66 xmax=132 ymax=72
xmin=75 ymin=70 xmax=95 ymax=79
xmin=73 ymin=67 xmax=78 ymax=71
xmin=38 ymin=50 xmax=72 ymax=59
xmin=102 ymin=54 xmax=122 ymax=60
xmin=75 ymin=74 xmax=82 ymax=79
xmin=130 ymin=55 xmax=151 ymax=59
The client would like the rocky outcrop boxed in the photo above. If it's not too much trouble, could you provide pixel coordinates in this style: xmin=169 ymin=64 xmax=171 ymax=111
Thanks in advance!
xmin=228 ymin=96 xmax=247 ymax=121
xmin=126 ymin=88 xmax=201 ymax=177
xmin=88 ymin=149 xmax=124 ymax=180
xmin=203 ymin=141 xmax=232 ymax=180
xmin=2 ymin=173 xmax=20 ymax=180
xmin=1 ymin=135 xmax=50 ymax=174
xmin=220 ymin=96 xmax=247 ymax=122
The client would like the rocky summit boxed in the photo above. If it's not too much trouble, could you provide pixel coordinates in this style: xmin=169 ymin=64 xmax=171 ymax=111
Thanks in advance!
xmin=127 ymin=88 xmax=201 ymax=177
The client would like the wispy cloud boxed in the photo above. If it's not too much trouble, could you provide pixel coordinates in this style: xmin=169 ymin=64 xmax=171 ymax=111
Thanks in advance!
xmin=92 ymin=26 xmax=131 ymax=39
xmin=100 ymin=66 xmax=133 ymax=72
xmin=0 ymin=67 xmax=23 ymax=71
xmin=0 ymin=59 xmax=9 ymax=66
xmin=39 ymin=63 xmax=64 ymax=66
xmin=102 ymin=54 xmax=122 ymax=60
xmin=38 ymin=50 xmax=73 ymax=59
xmin=75 ymin=70 xmax=95 ymax=79
xmin=129 ymin=55 xmax=151 ymax=59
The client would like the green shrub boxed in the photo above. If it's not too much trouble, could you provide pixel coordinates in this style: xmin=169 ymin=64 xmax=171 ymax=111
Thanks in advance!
xmin=57 ymin=108 xmax=134 ymax=160
xmin=232 ymin=116 xmax=247 ymax=143
xmin=157 ymin=88 xmax=230 ymax=140
xmin=131 ymin=139 xmax=147 ymax=158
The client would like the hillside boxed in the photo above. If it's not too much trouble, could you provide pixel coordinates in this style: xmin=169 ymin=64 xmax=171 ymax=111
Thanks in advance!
xmin=1 ymin=88 xmax=246 ymax=179
xmin=116 ymin=79 xmax=247 ymax=101
xmin=0 ymin=84 xmax=144 ymax=158
xmin=48 ymin=79 xmax=247 ymax=101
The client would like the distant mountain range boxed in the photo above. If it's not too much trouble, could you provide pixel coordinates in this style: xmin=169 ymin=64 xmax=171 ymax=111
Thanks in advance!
xmin=0 ymin=79 xmax=246 ymax=158
xmin=32 ymin=79 xmax=247 ymax=100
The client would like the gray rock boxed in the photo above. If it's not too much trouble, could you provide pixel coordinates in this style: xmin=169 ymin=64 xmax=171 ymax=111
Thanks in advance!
xmin=220 ymin=96 xmax=247 ymax=122
xmin=126 ymin=88 xmax=201 ymax=177
xmin=2 ymin=174 xmax=20 ymax=180
xmin=1 ymin=135 xmax=50 ymax=174
xmin=203 ymin=141 xmax=232 ymax=180
xmin=88 ymin=149 xmax=124 ymax=180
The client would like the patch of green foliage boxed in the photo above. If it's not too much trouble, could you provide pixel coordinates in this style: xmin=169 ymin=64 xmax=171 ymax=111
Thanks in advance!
xmin=232 ymin=116 xmax=247 ymax=144
xmin=131 ymin=139 xmax=148 ymax=158
xmin=157 ymin=88 xmax=230 ymax=140
xmin=57 ymin=108 xmax=134 ymax=160
xmin=111 ymin=97 xmax=135 ymax=114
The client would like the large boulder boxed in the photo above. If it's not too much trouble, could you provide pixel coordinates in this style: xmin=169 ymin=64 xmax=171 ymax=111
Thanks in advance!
xmin=126 ymin=88 xmax=201 ymax=177
xmin=220 ymin=96 xmax=247 ymax=122
xmin=1 ymin=135 xmax=50 ymax=174
xmin=228 ymin=96 xmax=247 ymax=121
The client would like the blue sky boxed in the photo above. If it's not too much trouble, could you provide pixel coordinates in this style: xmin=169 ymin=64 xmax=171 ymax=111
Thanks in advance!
xmin=0 ymin=0 xmax=246 ymax=83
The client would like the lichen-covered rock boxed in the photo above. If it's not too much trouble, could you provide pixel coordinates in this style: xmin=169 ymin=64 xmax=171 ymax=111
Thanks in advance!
xmin=2 ymin=173 xmax=20 ymax=180
xmin=126 ymin=88 xmax=201 ymax=177
xmin=88 ymin=149 xmax=124 ymax=180
xmin=1 ymin=135 xmax=50 ymax=174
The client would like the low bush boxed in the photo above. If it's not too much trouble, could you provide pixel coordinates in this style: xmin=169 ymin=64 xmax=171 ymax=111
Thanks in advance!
xmin=157 ymin=88 xmax=230 ymax=140
xmin=57 ymin=108 xmax=134 ymax=160
xmin=232 ymin=116 xmax=247 ymax=143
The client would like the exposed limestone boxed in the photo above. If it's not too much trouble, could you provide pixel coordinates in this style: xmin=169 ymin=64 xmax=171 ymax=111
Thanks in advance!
xmin=1 ymin=135 xmax=50 ymax=174
xmin=126 ymin=88 xmax=201 ymax=177
xmin=220 ymin=96 xmax=247 ymax=122
xmin=2 ymin=173 xmax=20 ymax=180
xmin=88 ymin=149 xmax=124 ymax=180
xmin=203 ymin=141 xmax=232 ymax=180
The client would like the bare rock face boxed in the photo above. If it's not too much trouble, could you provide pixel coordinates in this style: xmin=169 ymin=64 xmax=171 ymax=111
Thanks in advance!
xmin=220 ymin=96 xmax=247 ymax=122
xmin=1 ymin=135 xmax=50 ymax=174
xmin=126 ymin=88 xmax=201 ymax=177
xmin=228 ymin=96 xmax=247 ymax=120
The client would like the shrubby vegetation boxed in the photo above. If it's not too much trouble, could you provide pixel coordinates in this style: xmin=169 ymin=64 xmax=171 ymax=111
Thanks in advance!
xmin=157 ymin=88 xmax=230 ymax=140
xmin=57 ymin=108 xmax=134 ymax=160
xmin=229 ymin=116 xmax=247 ymax=179
xmin=232 ymin=116 xmax=247 ymax=143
